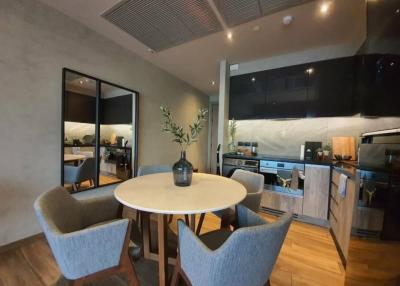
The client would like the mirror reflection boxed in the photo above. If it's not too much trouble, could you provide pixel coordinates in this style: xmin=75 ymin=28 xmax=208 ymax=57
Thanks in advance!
xmin=62 ymin=70 xmax=137 ymax=192
xmin=99 ymin=82 xmax=133 ymax=186
xmin=63 ymin=71 xmax=97 ymax=192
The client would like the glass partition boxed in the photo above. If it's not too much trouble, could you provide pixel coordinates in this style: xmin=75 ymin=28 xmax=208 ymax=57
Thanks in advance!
xmin=62 ymin=69 xmax=138 ymax=192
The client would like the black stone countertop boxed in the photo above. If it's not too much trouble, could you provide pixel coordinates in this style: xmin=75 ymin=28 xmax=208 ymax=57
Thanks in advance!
xmin=332 ymin=161 xmax=357 ymax=179
xmin=223 ymin=152 xmax=333 ymax=166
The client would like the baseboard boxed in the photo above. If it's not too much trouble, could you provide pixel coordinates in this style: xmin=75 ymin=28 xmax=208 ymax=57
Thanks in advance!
xmin=0 ymin=233 xmax=44 ymax=254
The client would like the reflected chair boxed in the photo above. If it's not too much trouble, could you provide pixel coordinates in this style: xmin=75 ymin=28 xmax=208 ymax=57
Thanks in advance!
xmin=171 ymin=205 xmax=292 ymax=286
xmin=34 ymin=187 xmax=139 ymax=286
xmin=197 ymin=169 xmax=264 ymax=234
xmin=64 ymin=157 xmax=96 ymax=191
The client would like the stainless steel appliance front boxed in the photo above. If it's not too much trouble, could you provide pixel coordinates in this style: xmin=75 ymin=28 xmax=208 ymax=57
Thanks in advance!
xmin=259 ymin=160 xmax=305 ymax=196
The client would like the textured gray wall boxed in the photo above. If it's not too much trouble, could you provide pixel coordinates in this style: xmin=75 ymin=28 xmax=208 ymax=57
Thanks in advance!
xmin=0 ymin=0 xmax=208 ymax=246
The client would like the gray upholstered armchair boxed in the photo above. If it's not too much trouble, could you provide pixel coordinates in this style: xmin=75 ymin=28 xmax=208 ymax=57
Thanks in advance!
xmin=34 ymin=187 xmax=139 ymax=286
xmin=172 ymin=205 xmax=292 ymax=286
xmin=197 ymin=169 xmax=265 ymax=233
xmin=64 ymin=157 xmax=96 ymax=191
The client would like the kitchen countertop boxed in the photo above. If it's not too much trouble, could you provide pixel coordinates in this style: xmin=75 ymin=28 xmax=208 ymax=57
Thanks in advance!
xmin=223 ymin=152 xmax=333 ymax=166
xmin=332 ymin=161 xmax=357 ymax=179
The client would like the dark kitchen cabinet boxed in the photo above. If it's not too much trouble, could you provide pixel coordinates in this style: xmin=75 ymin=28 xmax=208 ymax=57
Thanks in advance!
xmin=265 ymin=64 xmax=308 ymax=118
xmin=229 ymin=71 xmax=267 ymax=120
xmin=64 ymin=91 xmax=96 ymax=124
xmin=101 ymin=94 xmax=133 ymax=124
xmin=307 ymin=57 xmax=357 ymax=117
xmin=356 ymin=54 xmax=400 ymax=116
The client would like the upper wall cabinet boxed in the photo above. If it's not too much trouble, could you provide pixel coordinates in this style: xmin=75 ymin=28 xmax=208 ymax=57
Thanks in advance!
xmin=307 ymin=57 xmax=357 ymax=117
xmin=265 ymin=64 xmax=308 ymax=118
xmin=229 ymin=71 xmax=267 ymax=120
xmin=356 ymin=54 xmax=400 ymax=116
xmin=229 ymin=54 xmax=400 ymax=119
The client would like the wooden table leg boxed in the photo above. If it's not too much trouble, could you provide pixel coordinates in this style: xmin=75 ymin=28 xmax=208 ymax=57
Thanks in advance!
xmin=158 ymin=214 xmax=168 ymax=286
xmin=141 ymin=211 xmax=151 ymax=259
xmin=189 ymin=214 xmax=196 ymax=232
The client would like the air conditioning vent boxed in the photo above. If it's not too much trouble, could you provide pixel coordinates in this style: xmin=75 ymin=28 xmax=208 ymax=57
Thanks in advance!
xmin=102 ymin=0 xmax=222 ymax=52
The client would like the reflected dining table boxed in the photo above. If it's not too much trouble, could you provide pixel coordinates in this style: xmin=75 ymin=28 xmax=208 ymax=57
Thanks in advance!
xmin=114 ymin=172 xmax=247 ymax=286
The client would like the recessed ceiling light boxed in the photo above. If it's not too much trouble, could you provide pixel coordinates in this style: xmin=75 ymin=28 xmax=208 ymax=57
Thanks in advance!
xmin=211 ymin=81 xmax=216 ymax=85
xmin=320 ymin=1 xmax=332 ymax=15
xmin=227 ymin=31 xmax=233 ymax=40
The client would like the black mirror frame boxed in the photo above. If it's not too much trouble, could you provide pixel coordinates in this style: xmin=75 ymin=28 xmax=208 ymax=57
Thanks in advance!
xmin=61 ymin=68 xmax=139 ymax=191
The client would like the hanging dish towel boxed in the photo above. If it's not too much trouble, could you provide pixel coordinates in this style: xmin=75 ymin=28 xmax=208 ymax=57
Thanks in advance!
xmin=338 ymin=173 xmax=348 ymax=198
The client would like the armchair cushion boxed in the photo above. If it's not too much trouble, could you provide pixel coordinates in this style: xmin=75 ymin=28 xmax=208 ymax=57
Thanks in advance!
xmin=81 ymin=195 xmax=121 ymax=227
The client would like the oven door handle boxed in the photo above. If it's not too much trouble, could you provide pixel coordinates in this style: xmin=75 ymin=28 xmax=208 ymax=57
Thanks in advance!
xmin=260 ymin=168 xmax=278 ymax=174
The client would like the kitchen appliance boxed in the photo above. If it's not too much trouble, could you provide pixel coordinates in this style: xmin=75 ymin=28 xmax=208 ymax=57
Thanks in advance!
xmin=304 ymin=141 xmax=322 ymax=161
xmin=251 ymin=142 xmax=258 ymax=156
xmin=116 ymin=136 xmax=124 ymax=147
xmin=237 ymin=142 xmax=252 ymax=156
xmin=259 ymin=160 xmax=305 ymax=196
xmin=354 ymin=128 xmax=400 ymax=240
xmin=222 ymin=158 xmax=259 ymax=177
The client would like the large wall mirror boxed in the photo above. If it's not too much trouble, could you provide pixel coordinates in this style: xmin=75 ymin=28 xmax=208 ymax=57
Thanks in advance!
xmin=62 ymin=68 xmax=138 ymax=192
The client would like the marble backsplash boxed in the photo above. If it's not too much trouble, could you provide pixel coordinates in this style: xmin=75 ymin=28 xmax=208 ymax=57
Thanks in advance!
xmin=64 ymin=121 xmax=133 ymax=146
xmin=234 ymin=117 xmax=400 ymax=158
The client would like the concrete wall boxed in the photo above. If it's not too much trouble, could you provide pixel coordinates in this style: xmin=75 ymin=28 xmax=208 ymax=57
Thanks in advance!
xmin=0 ymin=0 xmax=208 ymax=246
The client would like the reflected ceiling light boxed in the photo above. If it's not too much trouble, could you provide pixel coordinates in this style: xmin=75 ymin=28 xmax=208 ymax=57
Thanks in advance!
xmin=147 ymin=48 xmax=155 ymax=53
xmin=396 ymin=8 xmax=400 ymax=14
xmin=211 ymin=81 xmax=216 ymax=85
xmin=227 ymin=31 xmax=233 ymax=40
xmin=282 ymin=15 xmax=294 ymax=25
xmin=251 ymin=77 xmax=256 ymax=82
xmin=85 ymin=79 xmax=89 ymax=82
xmin=320 ymin=1 xmax=332 ymax=15
xmin=252 ymin=25 xmax=261 ymax=31
xmin=306 ymin=68 xmax=314 ymax=74
xmin=79 ymin=80 xmax=84 ymax=84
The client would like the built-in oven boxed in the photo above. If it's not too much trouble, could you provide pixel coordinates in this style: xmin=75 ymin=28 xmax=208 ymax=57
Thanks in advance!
xmin=259 ymin=160 xmax=305 ymax=196
xmin=222 ymin=158 xmax=259 ymax=177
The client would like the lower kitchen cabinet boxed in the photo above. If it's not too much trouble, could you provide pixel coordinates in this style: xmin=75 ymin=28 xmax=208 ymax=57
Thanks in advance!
xmin=261 ymin=190 xmax=303 ymax=215
xmin=303 ymin=164 xmax=331 ymax=220
xmin=329 ymin=169 xmax=357 ymax=261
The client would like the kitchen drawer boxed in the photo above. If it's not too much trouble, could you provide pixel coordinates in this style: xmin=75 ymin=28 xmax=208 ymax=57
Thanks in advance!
xmin=332 ymin=169 xmax=341 ymax=186
xmin=330 ymin=183 xmax=341 ymax=203
xmin=329 ymin=210 xmax=339 ymax=235
xmin=330 ymin=197 xmax=340 ymax=218
xmin=261 ymin=190 xmax=303 ymax=214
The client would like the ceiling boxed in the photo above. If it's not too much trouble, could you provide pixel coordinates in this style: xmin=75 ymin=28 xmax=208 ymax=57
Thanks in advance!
xmin=39 ymin=0 xmax=366 ymax=95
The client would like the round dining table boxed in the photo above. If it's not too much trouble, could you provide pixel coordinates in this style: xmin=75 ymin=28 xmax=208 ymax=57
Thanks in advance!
xmin=114 ymin=172 xmax=247 ymax=286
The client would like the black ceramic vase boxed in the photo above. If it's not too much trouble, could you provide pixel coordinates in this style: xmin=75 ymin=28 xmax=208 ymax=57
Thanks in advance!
xmin=173 ymin=151 xmax=193 ymax=187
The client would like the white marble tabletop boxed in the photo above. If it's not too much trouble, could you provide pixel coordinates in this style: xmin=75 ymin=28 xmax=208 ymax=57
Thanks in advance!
xmin=114 ymin=172 xmax=247 ymax=215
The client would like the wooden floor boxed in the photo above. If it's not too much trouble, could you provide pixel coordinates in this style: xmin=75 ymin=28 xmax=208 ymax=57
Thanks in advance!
xmin=0 ymin=212 xmax=347 ymax=286
xmin=64 ymin=174 xmax=121 ymax=192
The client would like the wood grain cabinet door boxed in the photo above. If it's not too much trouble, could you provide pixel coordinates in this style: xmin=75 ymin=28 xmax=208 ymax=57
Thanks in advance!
xmin=303 ymin=164 xmax=331 ymax=219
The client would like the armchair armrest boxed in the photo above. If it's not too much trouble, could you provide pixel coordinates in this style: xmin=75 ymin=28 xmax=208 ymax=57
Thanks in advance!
xmin=64 ymin=165 xmax=78 ymax=183
xmin=178 ymin=220 xmax=214 ymax=278
xmin=48 ymin=218 xmax=129 ymax=280
xmin=240 ymin=190 xmax=262 ymax=213
xmin=80 ymin=195 xmax=121 ymax=227
xmin=236 ymin=205 xmax=267 ymax=228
